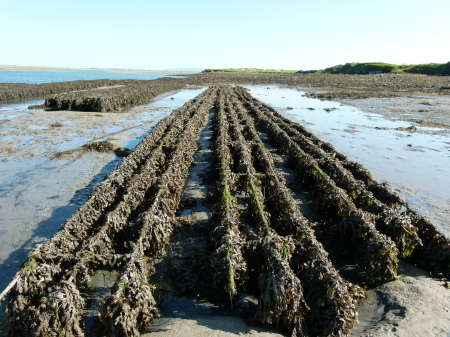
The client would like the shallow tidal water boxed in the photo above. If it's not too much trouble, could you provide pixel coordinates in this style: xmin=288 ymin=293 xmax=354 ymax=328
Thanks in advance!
xmin=246 ymin=85 xmax=450 ymax=238
xmin=0 ymin=88 xmax=206 ymax=316
xmin=0 ymin=70 xmax=170 ymax=84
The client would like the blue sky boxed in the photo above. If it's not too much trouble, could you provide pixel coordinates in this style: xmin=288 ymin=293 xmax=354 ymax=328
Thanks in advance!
xmin=1 ymin=0 xmax=449 ymax=70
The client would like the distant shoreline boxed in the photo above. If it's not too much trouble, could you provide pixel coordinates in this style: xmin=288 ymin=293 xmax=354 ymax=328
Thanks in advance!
xmin=0 ymin=64 xmax=199 ymax=75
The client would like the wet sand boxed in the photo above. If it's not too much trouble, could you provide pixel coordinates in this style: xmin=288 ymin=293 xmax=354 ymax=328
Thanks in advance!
xmin=0 ymin=88 xmax=204 ymax=298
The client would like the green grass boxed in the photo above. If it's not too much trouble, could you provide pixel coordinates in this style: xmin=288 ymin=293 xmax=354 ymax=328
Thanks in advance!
xmin=204 ymin=68 xmax=297 ymax=74
xmin=303 ymin=62 xmax=450 ymax=75
xmin=204 ymin=62 xmax=450 ymax=76
xmin=319 ymin=62 xmax=402 ymax=75
xmin=402 ymin=62 xmax=450 ymax=75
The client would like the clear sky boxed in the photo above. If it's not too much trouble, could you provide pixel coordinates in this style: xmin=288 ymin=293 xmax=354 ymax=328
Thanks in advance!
xmin=1 ymin=0 xmax=449 ymax=71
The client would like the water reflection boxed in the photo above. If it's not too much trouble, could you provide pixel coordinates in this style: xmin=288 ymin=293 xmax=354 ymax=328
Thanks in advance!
xmin=246 ymin=85 xmax=450 ymax=237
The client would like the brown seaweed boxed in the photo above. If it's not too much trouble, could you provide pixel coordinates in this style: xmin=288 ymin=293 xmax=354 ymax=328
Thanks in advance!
xmin=3 ymin=83 xmax=448 ymax=337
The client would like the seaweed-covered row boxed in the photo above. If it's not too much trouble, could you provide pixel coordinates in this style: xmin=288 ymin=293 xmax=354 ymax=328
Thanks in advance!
xmin=238 ymin=94 xmax=403 ymax=207
xmin=234 ymin=90 xmax=398 ymax=285
xmin=97 ymin=94 xmax=214 ymax=334
xmin=0 ymin=78 xmax=190 ymax=112
xmin=209 ymin=87 xmax=247 ymax=301
xmin=235 ymin=89 xmax=420 ymax=258
xmin=227 ymin=89 xmax=309 ymax=334
xmin=3 ymin=86 xmax=219 ymax=336
xmin=0 ymin=80 xmax=123 ymax=102
xmin=44 ymin=79 xmax=187 ymax=112
xmin=209 ymin=86 xmax=365 ymax=336
xmin=233 ymin=85 xmax=450 ymax=279
xmin=211 ymin=89 xmax=308 ymax=335
xmin=230 ymin=87 xmax=366 ymax=335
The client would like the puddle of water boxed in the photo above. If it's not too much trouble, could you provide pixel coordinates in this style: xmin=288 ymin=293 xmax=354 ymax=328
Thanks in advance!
xmin=0 ymin=134 xmax=36 ymax=146
xmin=146 ymin=88 xmax=207 ymax=109
xmin=0 ymin=155 xmax=116 ymax=280
xmin=82 ymin=270 xmax=119 ymax=336
xmin=103 ymin=125 xmax=124 ymax=134
xmin=0 ymin=112 xmax=26 ymax=120
xmin=0 ymin=100 xmax=44 ymax=121
xmin=0 ymin=99 xmax=44 ymax=112
xmin=28 ymin=124 xmax=48 ymax=130
xmin=246 ymin=85 xmax=450 ymax=237
xmin=53 ymin=135 xmax=92 ymax=152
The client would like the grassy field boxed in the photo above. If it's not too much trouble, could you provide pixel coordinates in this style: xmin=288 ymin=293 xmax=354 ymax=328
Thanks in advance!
xmin=316 ymin=62 xmax=450 ymax=75
xmin=205 ymin=62 xmax=450 ymax=76
xmin=204 ymin=68 xmax=298 ymax=74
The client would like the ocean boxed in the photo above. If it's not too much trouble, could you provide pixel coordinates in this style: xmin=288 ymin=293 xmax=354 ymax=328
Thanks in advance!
xmin=0 ymin=70 xmax=172 ymax=84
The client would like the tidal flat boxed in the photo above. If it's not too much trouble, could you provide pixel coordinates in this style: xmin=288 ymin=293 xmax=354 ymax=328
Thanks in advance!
xmin=0 ymin=73 xmax=449 ymax=336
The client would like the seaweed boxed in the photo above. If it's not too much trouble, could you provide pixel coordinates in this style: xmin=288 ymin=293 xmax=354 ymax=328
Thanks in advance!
xmin=209 ymin=95 xmax=247 ymax=301
xmin=3 ymin=83 xmax=448 ymax=337
xmin=236 ymin=86 xmax=399 ymax=285
xmin=3 ymin=85 xmax=218 ymax=336
xmin=212 ymin=86 xmax=365 ymax=335
xmin=82 ymin=140 xmax=116 ymax=153
xmin=256 ymin=235 xmax=308 ymax=336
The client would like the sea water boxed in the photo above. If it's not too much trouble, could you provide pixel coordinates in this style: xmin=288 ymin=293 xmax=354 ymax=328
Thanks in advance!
xmin=0 ymin=70 xmax=173 ymax=84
